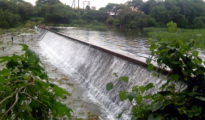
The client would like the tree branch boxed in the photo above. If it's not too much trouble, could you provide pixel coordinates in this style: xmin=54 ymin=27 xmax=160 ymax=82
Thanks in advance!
xmin=0 ymin=93 xmax=15 ymax=105
xmin=1 ymin=91 xmax=19 ymax=119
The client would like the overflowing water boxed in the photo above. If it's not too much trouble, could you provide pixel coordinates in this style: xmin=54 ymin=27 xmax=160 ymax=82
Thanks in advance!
xmin=1 ymin=27 xmax=204 ymax=119
xmin=38 ymin=31 xmax=166 ymax=120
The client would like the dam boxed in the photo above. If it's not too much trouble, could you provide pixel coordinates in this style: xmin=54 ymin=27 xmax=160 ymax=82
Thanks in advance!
xmin=37 ymin=28 xmax=166 ymax=120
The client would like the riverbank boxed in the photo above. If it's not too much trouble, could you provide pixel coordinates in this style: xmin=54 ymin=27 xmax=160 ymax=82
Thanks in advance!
xmin=0 ymin=26 xmax=36 ymax=35
xmin=145 ymin=27 xmax=205 ymax=49
xmin=46 ymin=22 xmax=109 ymax=31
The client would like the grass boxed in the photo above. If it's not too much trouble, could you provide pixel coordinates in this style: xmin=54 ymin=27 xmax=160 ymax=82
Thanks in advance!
xmin=67 ymin=22 xmax=109 ymax=31
xmin=47 ymin=21 xmax=109 ymax=31
xmin=145 ymin=27 xmax=205 ymax=49
xmin=78 ymin=24 xmax=108 ymax=31
xmin=0 ymin=28 xmax=20 ymax=35
xmin=0 ymin=26 xmax=34 ymax=35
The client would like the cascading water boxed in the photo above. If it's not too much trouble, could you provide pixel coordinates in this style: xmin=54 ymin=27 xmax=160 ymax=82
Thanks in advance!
xmin=38 ymin=31 xmax=165 ymax=120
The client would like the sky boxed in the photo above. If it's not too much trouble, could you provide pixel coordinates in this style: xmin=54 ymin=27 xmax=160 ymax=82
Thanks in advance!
xmin=24 ymin=0 xmax=129 ymax=9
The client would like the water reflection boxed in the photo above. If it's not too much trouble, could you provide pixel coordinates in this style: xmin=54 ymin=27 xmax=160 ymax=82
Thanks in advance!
xmin=51 ymin=27 xmax=150 ymax=58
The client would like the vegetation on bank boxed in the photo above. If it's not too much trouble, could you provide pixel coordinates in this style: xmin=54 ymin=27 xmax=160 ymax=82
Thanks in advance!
xmin=48 ymin=22 xmax=109 ymax=31
xmin=0 ymin=27 xmax=34 ymax=35
xmin=0 ymin=45 xmax=72 ymax=119
xmin=147 ymin=25 xmax=205 ymax=49
xmin=1 ymin=0 xmax=205 ymax=31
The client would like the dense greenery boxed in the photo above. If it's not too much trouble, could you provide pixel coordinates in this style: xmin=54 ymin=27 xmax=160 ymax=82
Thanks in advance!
xmin=0 ymin=45 xmax=72 ymax=119
xmin=148 ymin=22 xmax=205 ymax=49
xmin=0 ymin=9 xmax=21 ymax=28
xmin=1 ymin=0 xmax=205 ymax=30
xmin=107 ymin=23 xmax=205 ymax=119
xmin=101 ymin=0 xmax=205 ymax=29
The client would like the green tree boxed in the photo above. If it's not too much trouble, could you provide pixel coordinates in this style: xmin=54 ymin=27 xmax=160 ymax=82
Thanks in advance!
xmin=128 ymin=13 xmax=156 ymax=30
xmin=193 ymin=16 xmax=205 ymax=28
xmin=16 ymin=1 xmax=35 ymax=21
xmin=106 ymin=16 xmax=115 ymax=26
xmin=127 ymin=0 xmax=143 ymax=9
xmin=44 ymin=4 xmax=76 ymax=24
xmin=150 ymin=4 xmax=169 ymax=26
xmin=0 ymin=9 xmax=21 ymax=28
xmin=36 ymin=0 xmax=60 ymax=7
xmin=140 ymin=0 xmax=156 ymax=14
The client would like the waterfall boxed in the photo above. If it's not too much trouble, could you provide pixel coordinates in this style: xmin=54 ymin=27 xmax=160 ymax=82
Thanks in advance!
xmin=38 ymin=31 xmax=165 ymax=120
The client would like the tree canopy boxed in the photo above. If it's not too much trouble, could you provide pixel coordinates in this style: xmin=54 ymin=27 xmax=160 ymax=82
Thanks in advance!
xmin=1 ymin=0 xmax=205 ymax=29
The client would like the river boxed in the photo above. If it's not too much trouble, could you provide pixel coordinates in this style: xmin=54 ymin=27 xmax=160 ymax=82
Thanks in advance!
xmin=51 ymin=27 xmax=150 ymax=58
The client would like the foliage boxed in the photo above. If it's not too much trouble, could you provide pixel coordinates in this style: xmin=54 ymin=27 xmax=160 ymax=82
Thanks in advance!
xmin=128 ymin=13 xmax=156 ymax=30
xmin=0 ymin=45 xmax=72 ymax=119
xmin=145 ymin=31 xmax=205 ymax=120
xmin=81 ymin=9 xmax=108 ymax=23
xmin=16 ymin=1 xmax=35 ymax=21
xmin=100 ymin=0 xmax=205 ymax=29
xmin=1 ymin=0 xmax=205 ymax=29
xmin=0 ymin=9 xmax=21 ymax=28
xmin=106 ymin=73 xmax=129 ymax=91
xmin=148 ymin=27 xmax=205 ymax=49
xmin=106 ymin=16 xmax=115 ymax=26
xmin=107 ymin=24 xmax=205 ymax=119
xmin=167 ymin=21 xmax=177 ymax=32
xmin=43 ymin=4 xmax=76 ymax=24
xmin=193 ymin=16 xmax=205 ymax=28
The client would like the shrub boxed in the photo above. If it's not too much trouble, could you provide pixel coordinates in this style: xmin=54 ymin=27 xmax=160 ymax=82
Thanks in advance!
xmin=106 ymin=16 xmax=115 ymax=26
xmin=0 ymin=45 xmax=72 ymax=119
xmin=167 ymin=21 xmax=177 ymax=32
xmin=0 ymin=9 xmax=21 ymax=28
xmin=193 ymin=16 xmax=205 ymax=28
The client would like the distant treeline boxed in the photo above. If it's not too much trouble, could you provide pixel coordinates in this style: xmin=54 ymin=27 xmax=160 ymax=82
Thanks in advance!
xmin=1 ymin=0 xmax=205 ymax=29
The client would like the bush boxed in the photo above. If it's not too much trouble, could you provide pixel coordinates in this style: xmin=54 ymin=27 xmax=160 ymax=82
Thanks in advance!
xmin=127 ymin=14 xmax=156 ymax=30
xmin=106 ymin=16 xmax=115 ymax=26
xmin=145 ymin=36 xmax=205 ymax=120
xmin=0 ymin=45 xmax=72 ymax=119
xmin=0 ymin=9 xmax=21 ymax=28
xmin=167 ymin=21 xmax=177 ymax=32
xmin=193 ymin=16 xmax=205 ymax=28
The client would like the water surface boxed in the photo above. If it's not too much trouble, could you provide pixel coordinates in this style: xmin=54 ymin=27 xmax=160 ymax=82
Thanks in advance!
xmin=52 ymin=27 xmax=150 ymax=58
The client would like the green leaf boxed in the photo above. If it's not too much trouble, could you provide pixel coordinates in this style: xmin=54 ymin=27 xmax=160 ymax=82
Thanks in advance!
xmin=0 ymin=69 xmax=11 ymax=76
xmin=136 ymin=95 xmax=143 ymax=104
xmin=106 ymin=82 xmax=114 ymax=91
xmin=147 ymin=64 xmax=154 ymax=71
xmin=152 ymin=102 xmax=163 ymax=112
xmin=148 ymin=114 xmax=163 ymax=120
xmin=192 ymin=51 xmax=198 ymax=57
xmin=127 ymin=93 xmax=135 ymax=101
xmin=170 ymin=74 xmax=179 ymax=81
xmin=145 ymin=83 xmax=154 ymax=90
xmin=120 ymin=76 xmax=129 ymax=83
xmin=113 ymin=73 xmax=118 ymax=77
xmin=195 ymin=96 xmax=205 ymax=101
xmin=52 ymin=84 xmax=70 ymax=98
xmin=119 ymin=91 xmax=127 ymax=101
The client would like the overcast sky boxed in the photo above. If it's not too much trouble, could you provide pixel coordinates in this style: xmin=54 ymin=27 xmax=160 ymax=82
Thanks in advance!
xmin=24 ymin=0 xmax=129 ymax=9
